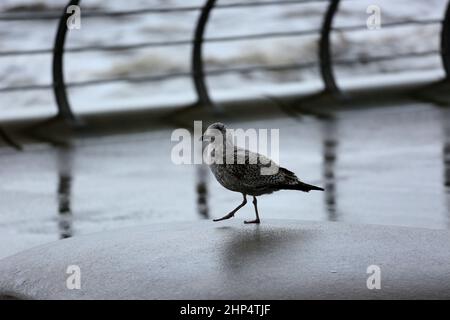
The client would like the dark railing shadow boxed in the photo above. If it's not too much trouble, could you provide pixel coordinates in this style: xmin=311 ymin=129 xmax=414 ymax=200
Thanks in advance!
xmin=196 ymin=164 xmax=210 ymax=219
xmin=441 ymin=107 xmax=450 ymax=228
xmin=322 ymin=117 xmax=338 ymax=221
xmin=56 ymin=146 xmax=74 ymax=239
xmin=0 ymin=126 xmax=22 ymax=150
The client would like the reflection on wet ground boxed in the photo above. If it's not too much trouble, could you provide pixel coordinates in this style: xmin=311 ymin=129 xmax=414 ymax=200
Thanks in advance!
xmin=196 ymin=165 xmax=209 ymax=219
xmin=1 ymin=102 xmax=450 ymax=258
xmin=441 ymin=108 xmax=450 ymax=228
xmin=322 ymin=117 xmax=338 ymax=221
xmin=56 ymin=147 xmax=73 ymax=239
xmin=215 ymin=225 xmax=313 ymax=274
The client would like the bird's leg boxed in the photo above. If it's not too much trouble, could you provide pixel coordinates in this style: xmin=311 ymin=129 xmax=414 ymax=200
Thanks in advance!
xmin=244 ymin=196 xmax=261 ymax=224
xmin=213 ymin=194 xmax=247 ymax=222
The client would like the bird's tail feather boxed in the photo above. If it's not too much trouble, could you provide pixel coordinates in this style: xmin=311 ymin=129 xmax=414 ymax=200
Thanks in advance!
xmin=280 ymin=182 xmax=324 ymax=192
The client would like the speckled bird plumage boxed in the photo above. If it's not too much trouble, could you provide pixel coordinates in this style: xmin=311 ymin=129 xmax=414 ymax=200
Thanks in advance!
xmin=209 ymin=148 xmax=300 ymax=196
xmin=203 ymin=122 xmax=323 ymax=224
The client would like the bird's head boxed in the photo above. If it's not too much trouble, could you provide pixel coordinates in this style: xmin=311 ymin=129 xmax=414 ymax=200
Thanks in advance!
xmin=202 ymin=122 xmax=227 ymax=144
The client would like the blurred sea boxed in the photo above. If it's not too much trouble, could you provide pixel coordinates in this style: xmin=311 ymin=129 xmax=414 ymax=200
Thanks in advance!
xmin=0 ymin=0 xmax=447 ymax=119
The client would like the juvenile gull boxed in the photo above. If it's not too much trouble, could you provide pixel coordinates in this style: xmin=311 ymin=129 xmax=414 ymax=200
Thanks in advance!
xmin=203 ymin=122 xmax=324 ymax=224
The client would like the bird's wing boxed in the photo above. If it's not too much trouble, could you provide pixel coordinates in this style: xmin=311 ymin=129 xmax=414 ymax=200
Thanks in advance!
xmin=277 ymin=167 xmax=300 ymax=185
xmin=224 ymin=148 xmax=286 ymax=188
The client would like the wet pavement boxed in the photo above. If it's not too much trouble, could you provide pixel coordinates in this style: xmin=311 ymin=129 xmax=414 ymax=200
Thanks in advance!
xmin=1 ymin=100 xmax=450 ymax=259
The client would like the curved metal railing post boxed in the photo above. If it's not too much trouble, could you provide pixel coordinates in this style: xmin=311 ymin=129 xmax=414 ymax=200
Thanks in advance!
xmin=53 ymin=0 xmax=80 ymax=123
xmin=441 ymin=0 xmax=450 ymax=80
xmin=319 ymin=0 xmax=341 ymax=97
xmin=192 ymin=0 xmax=217 ymax=107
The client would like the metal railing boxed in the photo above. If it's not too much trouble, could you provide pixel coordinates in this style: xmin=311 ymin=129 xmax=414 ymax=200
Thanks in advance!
xmin=0 ymin=0 xmax=449 ymax=126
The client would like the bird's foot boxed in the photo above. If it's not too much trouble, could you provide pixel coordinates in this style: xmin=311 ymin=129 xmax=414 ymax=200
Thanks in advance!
xmin=213 ymin=214 xmax=234 ymax=222
xmin=244 ymin=219 xmax=260 ymax=224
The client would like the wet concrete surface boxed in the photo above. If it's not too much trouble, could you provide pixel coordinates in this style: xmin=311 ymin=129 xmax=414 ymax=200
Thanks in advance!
xmin=1 ymin=101 xmax=450 ymax=259
xmin=1 ymin=220 xmax=450 ymax=300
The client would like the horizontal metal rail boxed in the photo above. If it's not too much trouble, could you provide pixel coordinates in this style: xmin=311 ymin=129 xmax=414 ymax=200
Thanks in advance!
xmin=0 ymin=49 xmax=440 ymax=93
xmin=0 ymin=0 xmax=328 ymax=21
xmin=0 ymin=19 xmax=441 ymax=57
